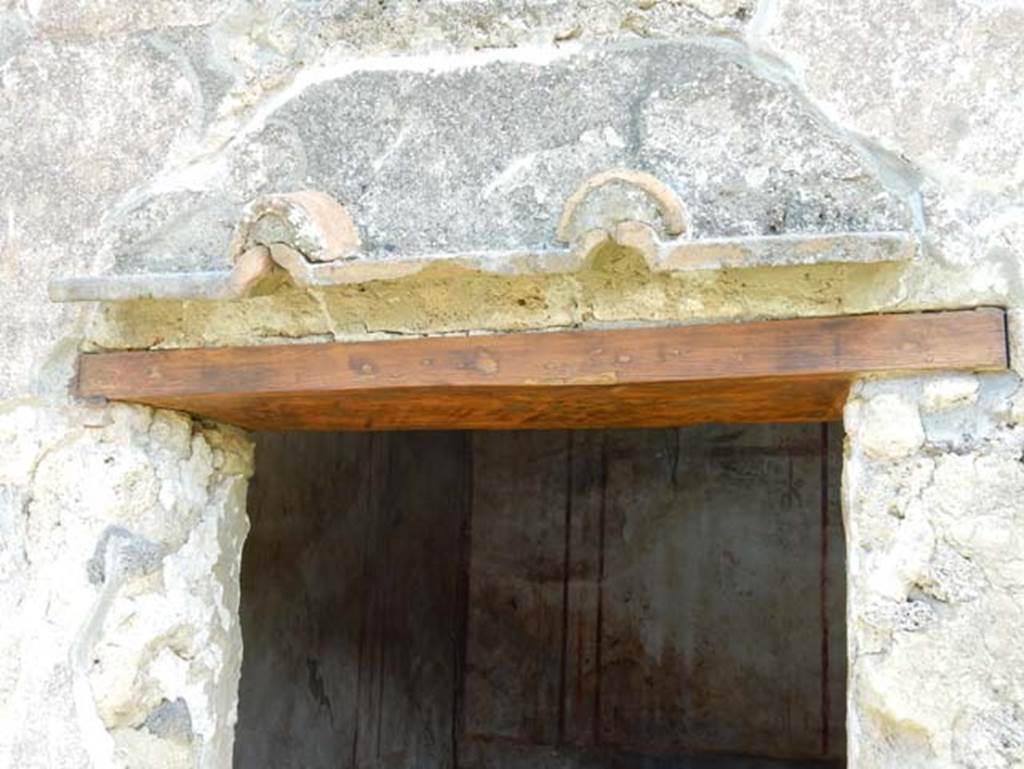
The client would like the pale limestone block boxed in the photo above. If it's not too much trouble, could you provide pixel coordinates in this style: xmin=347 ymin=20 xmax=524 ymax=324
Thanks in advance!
xmin=1009 ymin=309 xmax=1024 ymax=379
xmin=847 ymin=391 xmax=926 ymax=460
xmin=0 ymin=403 xmax=252 ymax=769
xmin=921 ymin=374 xmax=980 ymax=413
xmin=845 ymin=372 xmax=1024 ymax=768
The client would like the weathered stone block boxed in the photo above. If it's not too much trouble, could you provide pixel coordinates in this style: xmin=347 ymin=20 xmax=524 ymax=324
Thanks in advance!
xmin=0 ymin=35 xmax=202 ymax=398
xmin=0 ymin=403 xmax=252 ymax=769
xmin=1009 ymin=309 xmax=1024 ymax=379
xmin=752 ymin=0 xmax=1024 ymax=193
xmin=24 ymin=0 xmax=232 ymax=39
xmin=845 ymin=373 xmax=1024 ymax=768
xmin=920 ymin=374 xmax=980 ymax=413
xmin=105 ymin=39 xmax=910 ymax=274
xmin=845 ymin=389 xmax=925 ymax=459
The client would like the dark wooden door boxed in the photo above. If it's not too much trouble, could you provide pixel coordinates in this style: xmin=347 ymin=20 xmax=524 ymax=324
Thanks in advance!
xmin=236 ymin=425 xmax=844 ymax=769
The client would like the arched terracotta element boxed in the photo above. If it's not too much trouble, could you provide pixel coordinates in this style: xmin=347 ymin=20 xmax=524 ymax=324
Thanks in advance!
xmin=227 ymin=246 xmax=276 ymax=295
xmin=228 ymin=190 xmax=361 ymax=264
xmin=555 ymin=169 xmax=689 ymax=244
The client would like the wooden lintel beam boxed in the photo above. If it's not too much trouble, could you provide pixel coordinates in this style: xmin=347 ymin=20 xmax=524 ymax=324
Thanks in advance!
xmin=77 ymin=309 xmax=1008 ymax=431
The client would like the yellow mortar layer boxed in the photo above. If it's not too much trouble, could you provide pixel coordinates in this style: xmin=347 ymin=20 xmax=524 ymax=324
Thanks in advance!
xmin=82 ymin=244 xmax=997 ymax=352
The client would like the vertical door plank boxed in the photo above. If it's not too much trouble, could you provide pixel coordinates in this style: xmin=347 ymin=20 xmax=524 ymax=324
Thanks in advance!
xmin=560 ymin=431 xmax=606 ymax=748
xmin=822 ymin=423 xmax=846 ymax=760
xmin=354 ymin=432 xmax=467 ymax=769
xmin=596 ymin=424 xmax=843 ymax=760
xmin=236 ymin=431 xmax=468 ymax=769
xmin=462 ymin=431 xmax=570 ymax=748
xmin=236 ymin=432 xmax=377 ymax=768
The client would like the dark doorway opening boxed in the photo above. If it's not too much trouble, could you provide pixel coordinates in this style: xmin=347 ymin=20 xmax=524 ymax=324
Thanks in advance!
xmin=235 ymin=423 xmax=845 ymax=768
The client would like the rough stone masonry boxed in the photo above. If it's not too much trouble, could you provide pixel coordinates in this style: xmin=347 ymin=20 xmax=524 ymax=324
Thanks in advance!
xmin=1 ymin=0 xmax=1023 ymax=767
xmin=844 ymin=359 xmax=1024 ymax=768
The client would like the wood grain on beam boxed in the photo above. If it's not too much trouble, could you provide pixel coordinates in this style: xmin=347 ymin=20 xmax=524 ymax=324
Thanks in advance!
xmin=77 ymin=309 xmax=1008 ymax=431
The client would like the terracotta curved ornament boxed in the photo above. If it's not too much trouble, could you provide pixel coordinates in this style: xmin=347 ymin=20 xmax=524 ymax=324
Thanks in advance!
xmin=48 ymin=179 xmax=916 ymax=303
xmin=555 ymin=168 xmax=690 ymax=244
xmin=228 ymin=190 xmax=361 ymax=264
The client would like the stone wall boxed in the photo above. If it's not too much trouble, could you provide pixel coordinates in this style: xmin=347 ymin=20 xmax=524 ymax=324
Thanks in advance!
xmin=3 ymin=0 xmax=1023 ymax=379
xmin=843 ymin=361 xmax=1024 ymax=767
xmin=0 ymin=404 xmax=252 ymax=768
xmin=1 ymin=1 xmax=1023 ymax=768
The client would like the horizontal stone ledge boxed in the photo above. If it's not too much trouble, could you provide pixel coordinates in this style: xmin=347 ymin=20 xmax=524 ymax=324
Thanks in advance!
xmin=49 ymin=230 xmax=915 ymax=303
